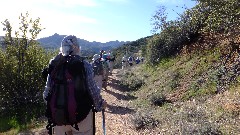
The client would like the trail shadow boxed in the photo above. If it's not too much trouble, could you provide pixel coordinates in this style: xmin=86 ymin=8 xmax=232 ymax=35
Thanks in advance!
xmin=104 ymin=89 xmax=137 ymax=101
xmin=108 ymin=77 xmax=130 ymax=92
xmin=18 ymin=130 xmax=46 ymax=135
xmin=106 ymin=104 xmax=136 ymax=115
xmin=17 ymin=131 xmax=34 ymax=135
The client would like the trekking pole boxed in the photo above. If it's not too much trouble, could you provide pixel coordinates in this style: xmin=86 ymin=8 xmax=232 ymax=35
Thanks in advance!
xmin=102 ymin=109 xmax=106 ymax=135
xmin=93 ymin=109 xmax=96 ymax=135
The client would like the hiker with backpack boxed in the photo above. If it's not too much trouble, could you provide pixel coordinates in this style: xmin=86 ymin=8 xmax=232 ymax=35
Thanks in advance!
xmin=135 ymin=57 xmax=140 ymax=64
xmin=141 ymin=57 xmax=144 ymax=63
xmin=43 ymin=35 xmax=107 ymax=135
xmin=91 ymin=54 xmax=104 ymax=91
xmin=101 ymin=52 xmax=110 ymax=90
xmin=122 ymin=55 xmax=127 ymax=69
xmin=128 ymin=56 xmax=133 ymax=66
xmin=99 ymin=50 xmax=104 ymax=59
xmin=107 ymin=50 xmax=115 ymax=75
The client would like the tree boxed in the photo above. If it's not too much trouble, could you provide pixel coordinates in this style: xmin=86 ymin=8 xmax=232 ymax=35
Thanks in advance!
xmin=150 ymin=6 xmax=168 ymax=34
xmin=0 ymin=12 xmax=51 ymax=127
xmin=192 ymin=0 xmax=239 ymax=34
xmin=147 ymin=0 xmax=239 ymax=66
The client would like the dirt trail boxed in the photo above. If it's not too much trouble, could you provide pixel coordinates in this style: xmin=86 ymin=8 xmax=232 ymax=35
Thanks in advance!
xmin=95 ymin=69 xmax=138 ymax=135
xmin=24 ymin=69 xmax=138 ymax=135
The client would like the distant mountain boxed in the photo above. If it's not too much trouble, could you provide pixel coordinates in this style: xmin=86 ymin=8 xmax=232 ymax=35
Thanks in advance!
xmin=37 ymin=33 xmax=130 ymax=54
xmin=0 ymin=34 xmax=130 ymax=56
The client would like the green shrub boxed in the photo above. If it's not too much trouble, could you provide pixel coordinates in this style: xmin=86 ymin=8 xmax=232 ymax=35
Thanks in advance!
xmin=133 ymin=112 xmax=159 ymax=130
xmin=0 ymin=12 xmax=53 ymax=128
xmin=148 ymin=0 xmax=239 ymax=66
xmin=150 ymin=94 xmax=171 ymax=107
xmin=0 ymin=117 xmax=14 ymax=132
xmin=119 ymin=71 xmax=145 ymax=91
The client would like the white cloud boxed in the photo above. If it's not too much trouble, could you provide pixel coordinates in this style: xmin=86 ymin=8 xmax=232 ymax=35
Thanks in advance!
xmin=30 ymin=9 xmax=98 ymax=39
xmin=0 ymin=0 xmax=98 ymax=39
xmin=0 ymin=0 xmax=98 ymax=21
xmin=0 ymin=0 xmax=133 ymax=42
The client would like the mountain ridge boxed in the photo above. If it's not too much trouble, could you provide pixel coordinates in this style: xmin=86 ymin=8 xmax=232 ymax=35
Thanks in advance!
xmin=37 ymin=33 xmax=130 ymax=53
xmin=0 ymin=33 xmax=130 ymax=55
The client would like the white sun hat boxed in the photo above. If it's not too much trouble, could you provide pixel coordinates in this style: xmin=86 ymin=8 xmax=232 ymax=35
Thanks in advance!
xmin=92 ymin=54 xmax=100 ymax=61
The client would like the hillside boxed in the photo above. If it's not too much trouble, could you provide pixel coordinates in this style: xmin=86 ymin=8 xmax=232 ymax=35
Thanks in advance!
xmin=117 ymin=33 xmax=240 ymax=134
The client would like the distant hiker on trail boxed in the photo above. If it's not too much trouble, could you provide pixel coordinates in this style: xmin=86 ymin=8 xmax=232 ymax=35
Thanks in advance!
xmin=91 ymin=54 xmax=104 ymax=91
xmin=122 ymin=55 xmax=127 ymax=69
xmin=43 ymin=35 xmax=107 ymax=135
xmin=141 ymin=57 xmax=144 ymax=63
xmin=108 ymin=50 xmax=115 ymax=75
xmin=102 ymin=52 xmax=110 ymax=90
xmin=100 ymin=50 xmax=104 ymax=59
xmin=135 ymin=57 xmax=140 ymax=64
xmin=128 ymin=56 xmax=133 ymax=66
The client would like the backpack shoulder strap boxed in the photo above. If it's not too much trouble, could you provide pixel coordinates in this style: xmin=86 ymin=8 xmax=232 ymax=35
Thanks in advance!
xmin=48 ymin=54 xmax=66 ymax=72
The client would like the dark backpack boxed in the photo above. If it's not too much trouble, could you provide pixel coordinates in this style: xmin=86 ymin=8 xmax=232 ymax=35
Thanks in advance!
xmin=128 ymin=57 xmax=133 ymax=62
xmin=45 ymin=54 xmax=93 ymax=134
xmin=92 ymin=60 xmax=104 ymax=76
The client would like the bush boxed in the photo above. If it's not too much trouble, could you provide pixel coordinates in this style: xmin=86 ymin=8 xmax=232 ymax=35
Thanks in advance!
xmin=0 ymin=13 xmax=53 ymax=129
xmin=133 ymin=112 xmax=159 ymax=130
xmin=119 ymin=71 xmax=144 ymax=91
xmin=150 ymin=94 xmax=171 ymax=107
xmin=148 ymin=0 xmax=239 ymax=66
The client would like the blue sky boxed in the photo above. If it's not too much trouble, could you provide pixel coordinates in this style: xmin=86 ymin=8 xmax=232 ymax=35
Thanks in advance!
xmin=0 ymin=0 xmax=197 ymax=43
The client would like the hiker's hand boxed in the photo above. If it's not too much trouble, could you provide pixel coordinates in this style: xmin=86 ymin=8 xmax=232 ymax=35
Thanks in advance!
xmin=102 ymin=100 xmax=107 ymax=110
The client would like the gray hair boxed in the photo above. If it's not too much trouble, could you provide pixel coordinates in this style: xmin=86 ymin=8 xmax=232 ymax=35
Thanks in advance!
xmin=60 ymin=35 xmax=80 ymax=56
